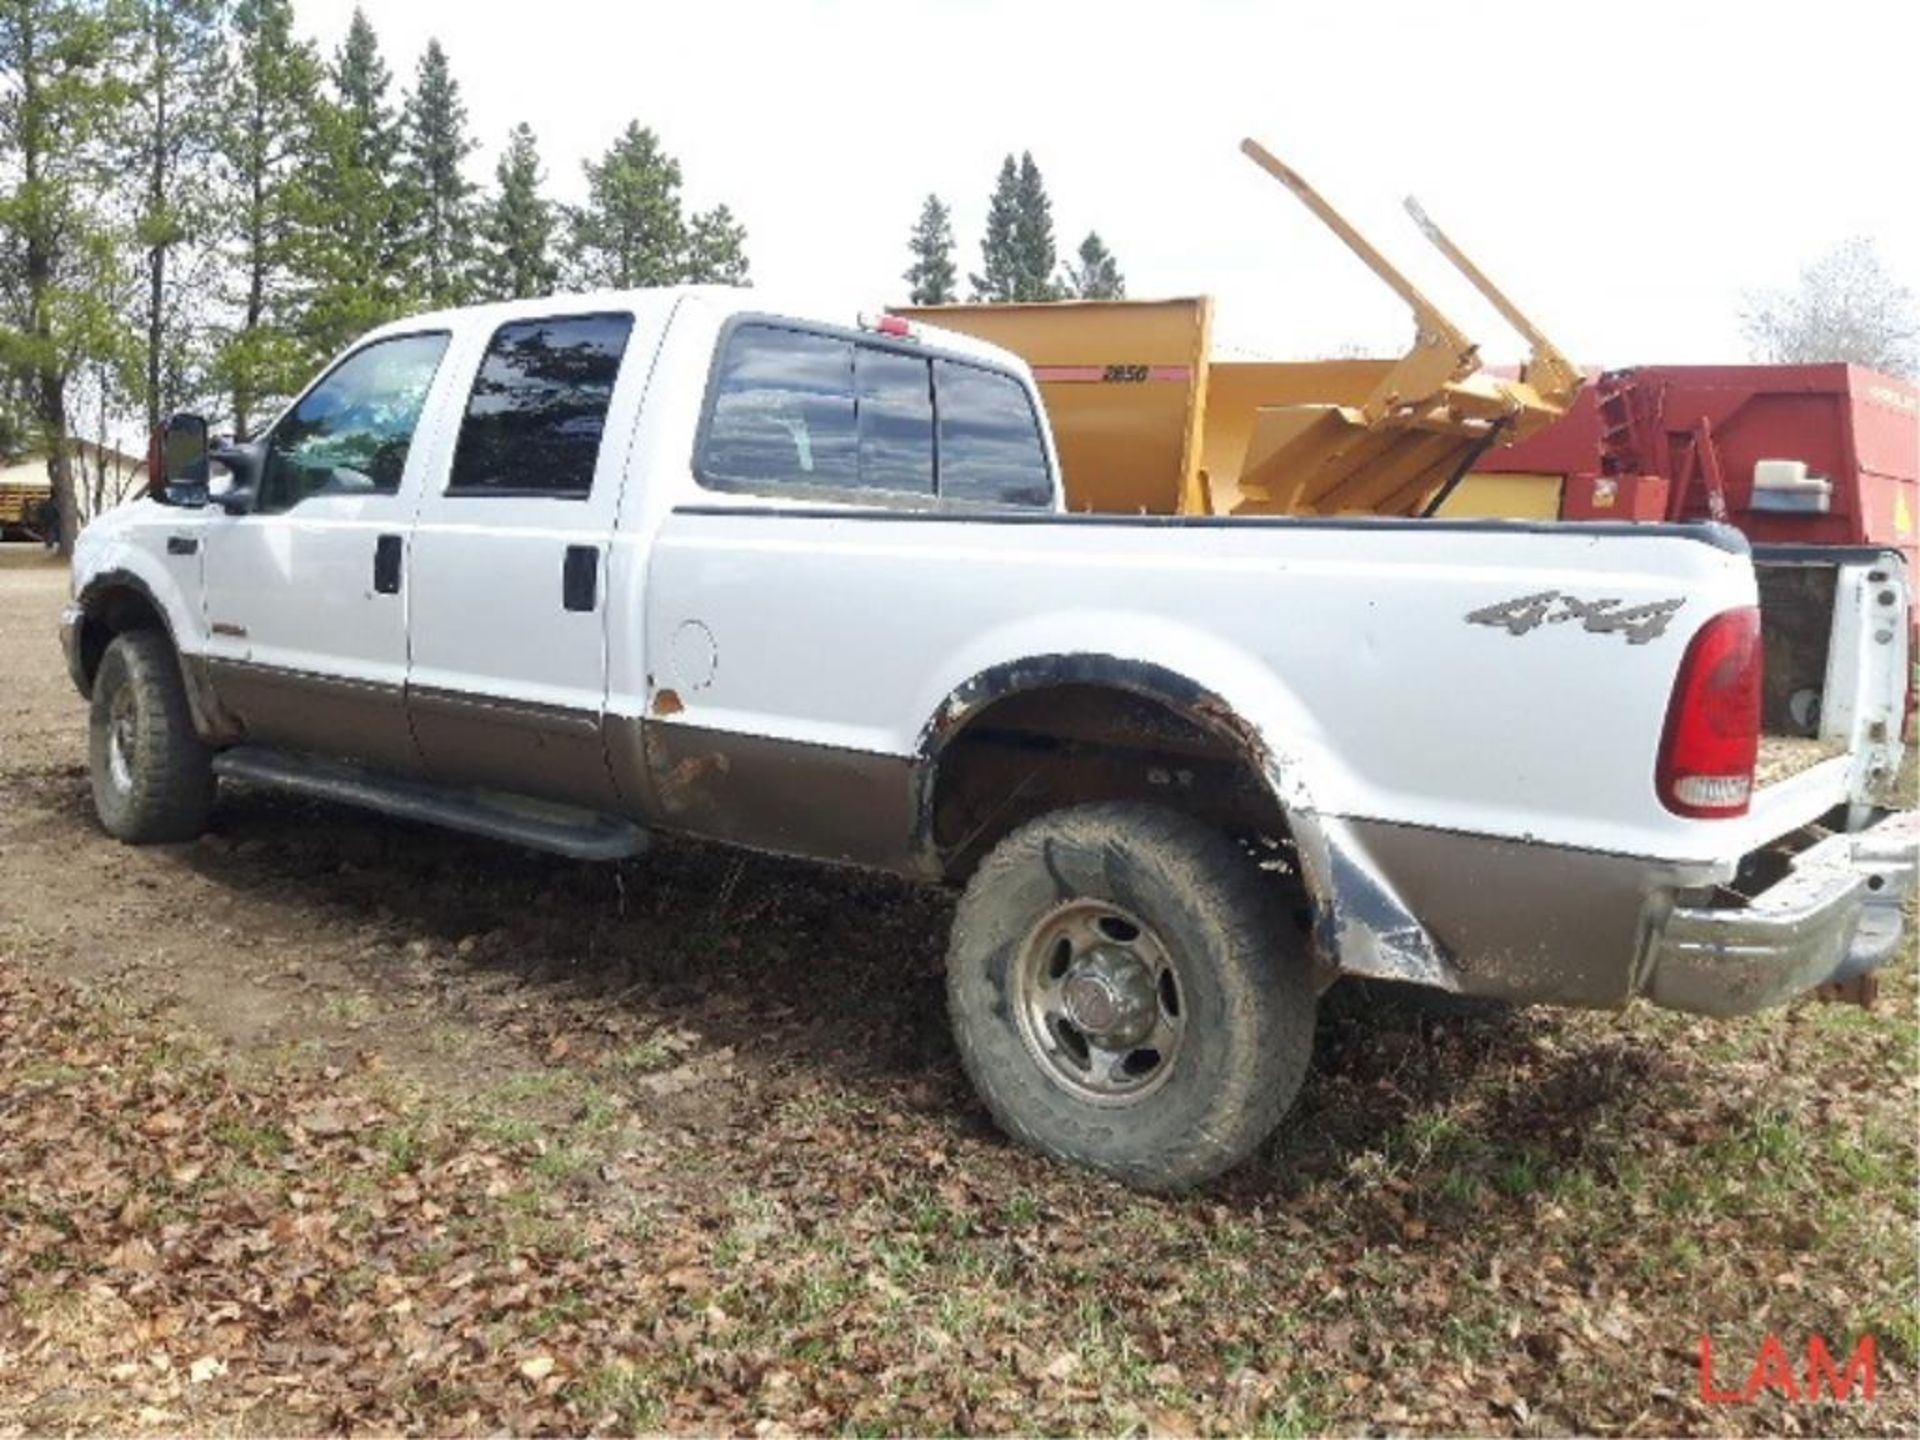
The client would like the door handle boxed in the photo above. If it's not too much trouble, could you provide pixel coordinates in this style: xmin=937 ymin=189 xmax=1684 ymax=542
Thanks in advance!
xmin=373 ymin=534 xmax=403 ymax=594
xmin=563 ymin=545 xmax=599 ymax=612
xmin=166 ymin=535 xmax=198 ymax=556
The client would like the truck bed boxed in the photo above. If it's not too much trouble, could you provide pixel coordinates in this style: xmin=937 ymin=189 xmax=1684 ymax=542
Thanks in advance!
xmin=1755 ymin=734 xmax=1847 ymax=788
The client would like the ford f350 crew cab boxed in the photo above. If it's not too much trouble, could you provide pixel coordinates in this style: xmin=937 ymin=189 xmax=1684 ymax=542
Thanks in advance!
xmin=62 ymin=285 xmax=1916 ymax=1188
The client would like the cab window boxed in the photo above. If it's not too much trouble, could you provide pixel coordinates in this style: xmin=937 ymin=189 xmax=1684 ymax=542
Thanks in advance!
xmin=697 ymin=321 xmax=1049 ymax=506
xmin=933 ymin=359 xmax=1053 ymax=508
xmin=699 ymin=325 xmax=860 ymax=492
xmin=258 ymin=332 xmax=450 ymax=513
xmin=447 ymin=312 xmax=635 ymax=498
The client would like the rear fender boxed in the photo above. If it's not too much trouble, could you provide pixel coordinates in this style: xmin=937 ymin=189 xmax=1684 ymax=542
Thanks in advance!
xmin=909 ymin=625 xmax=1455 ymax=989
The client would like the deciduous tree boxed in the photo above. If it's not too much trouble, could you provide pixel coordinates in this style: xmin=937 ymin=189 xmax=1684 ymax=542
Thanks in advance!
xmin=0 ymin=0 xmax=134 ymax=552
xmin=1742 ymin=237 xmax=1917 ymax=378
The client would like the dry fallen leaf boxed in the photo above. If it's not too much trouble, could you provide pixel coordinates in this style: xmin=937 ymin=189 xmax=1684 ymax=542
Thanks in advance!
xmin=519 ymin=1355 xmax=556 ymax=1382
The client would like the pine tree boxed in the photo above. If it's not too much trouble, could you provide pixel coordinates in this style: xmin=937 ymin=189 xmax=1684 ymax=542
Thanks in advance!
xmin=972 ymin=153 xmax=1058 ymax=302
xmin=0 ymin=0 xmax=135 ymax=553
xmin=1064 ymin=230 xmax=1125 ymax=300
xmin=969 ymin=155 xmax=1020 ymax=303
xmin=566 ymin=121 xmax=686 ymax=289
xmin=398 ymin=38 xmax=475 ymax=308
xmin=291 ymin=5 xmax=408 ymax=359
xmin=477 ymin=122 xmax=557 ymax=301
xmin=1011 ymin=152 xmax=1058 ymax=301
xmin=215 ymin=0 xmax=322 ymax=439
xmin=126 ymin=0 xmax=225 ymax=436
xmin=684 ymin=204 xmax=749 ymax=285
xmin=332 ymin=7 xmax=394 ymax=170
xmin=903 ymin=193 xmax=955 ymax=305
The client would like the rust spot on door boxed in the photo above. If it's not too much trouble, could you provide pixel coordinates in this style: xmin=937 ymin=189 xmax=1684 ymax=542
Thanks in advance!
xmin=652 ymin=688 xmax=685 ymax=717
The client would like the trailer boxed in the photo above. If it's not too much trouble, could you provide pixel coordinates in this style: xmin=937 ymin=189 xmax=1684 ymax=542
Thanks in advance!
xmin=1467 ymin=364 xmax=1918 ymax=581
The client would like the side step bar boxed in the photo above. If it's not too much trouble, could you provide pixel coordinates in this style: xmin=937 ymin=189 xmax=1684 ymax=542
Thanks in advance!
xmin=212 ymin=746 xmax=651 ymax=862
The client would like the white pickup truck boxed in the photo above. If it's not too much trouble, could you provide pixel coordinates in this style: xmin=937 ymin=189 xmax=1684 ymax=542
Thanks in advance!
xmin=62 ymin=286 xmax=1916 ymax=1188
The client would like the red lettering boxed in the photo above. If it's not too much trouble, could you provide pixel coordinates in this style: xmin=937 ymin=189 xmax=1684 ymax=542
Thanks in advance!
xmin=1744 ymin=1335 xmax=1803 ymax=1403
xmin=1698 ymin=1336 xmax=1744 ymax=1404
xmin=1806 ymin=1335 xmax=1877 ymax=1402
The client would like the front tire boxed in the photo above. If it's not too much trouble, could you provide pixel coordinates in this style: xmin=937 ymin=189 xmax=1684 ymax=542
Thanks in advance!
xmin=88 ymin=631 xmax=215 ymax=843
xmin=946 ymin=802 xmax=1316 ymax=1190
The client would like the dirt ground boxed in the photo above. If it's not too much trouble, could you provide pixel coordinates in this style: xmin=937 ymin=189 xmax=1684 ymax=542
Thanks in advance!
xmin=1 ymin=544 xmax=1915 ymax=1435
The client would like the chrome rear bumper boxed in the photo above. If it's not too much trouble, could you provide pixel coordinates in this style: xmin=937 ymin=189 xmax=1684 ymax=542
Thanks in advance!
xmin=1647 ymin=808 xmax=1917 ymax=1016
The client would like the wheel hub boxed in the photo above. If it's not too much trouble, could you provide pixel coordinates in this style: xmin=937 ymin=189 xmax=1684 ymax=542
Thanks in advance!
xmin=1012 ymin=899 xmax=1186 ymax=1105
xmin=1061 ymin=948 xmax=1158 ymax=1048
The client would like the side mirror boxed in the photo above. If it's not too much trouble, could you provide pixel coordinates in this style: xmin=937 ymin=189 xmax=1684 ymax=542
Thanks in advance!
xmin=153 ymin=412 xmax=211 ymax=506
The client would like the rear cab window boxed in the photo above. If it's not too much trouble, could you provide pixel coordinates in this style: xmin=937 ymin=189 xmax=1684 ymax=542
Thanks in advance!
xmin=695 ymin=319 xmax=1053 ymax=509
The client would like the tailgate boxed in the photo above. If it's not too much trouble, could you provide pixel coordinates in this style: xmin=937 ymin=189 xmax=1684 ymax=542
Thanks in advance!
xmin=1747 ymin=545 xmax=1911 ymax=839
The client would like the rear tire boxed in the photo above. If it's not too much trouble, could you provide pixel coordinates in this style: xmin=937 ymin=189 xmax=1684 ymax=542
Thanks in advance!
xmin=89 ymin=631 xmax=215 ymax=843
xmin=946 ymin=802 xmax=1316 ymax=1190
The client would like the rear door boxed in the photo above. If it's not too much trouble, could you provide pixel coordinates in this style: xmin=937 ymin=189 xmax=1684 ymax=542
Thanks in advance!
xmin=406 ymin=303 xmax=667 ymax=809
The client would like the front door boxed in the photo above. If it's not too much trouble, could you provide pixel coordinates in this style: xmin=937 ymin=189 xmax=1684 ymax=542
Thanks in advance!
xmin=406 ymin=307 xmax=656 ymax=810
xmin=199 ymin=329 xmax=458 ymax=773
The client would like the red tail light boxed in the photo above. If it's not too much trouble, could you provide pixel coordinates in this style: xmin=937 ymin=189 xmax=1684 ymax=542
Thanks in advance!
xmin=1657 ymin=606 xmax=1762 ymax=817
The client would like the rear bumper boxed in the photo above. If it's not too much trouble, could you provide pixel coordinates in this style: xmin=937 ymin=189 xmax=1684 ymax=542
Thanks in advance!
xmin=1645 ymin=808 xmax=1918 ymax=1016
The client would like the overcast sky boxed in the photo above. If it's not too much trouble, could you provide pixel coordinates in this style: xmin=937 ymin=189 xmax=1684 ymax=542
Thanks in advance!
xmin=293 ymin=0 xmax=1918 ymax=367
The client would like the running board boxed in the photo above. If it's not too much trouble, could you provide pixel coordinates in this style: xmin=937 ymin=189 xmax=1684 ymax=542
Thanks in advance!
xmin=212 ymin=746 xmax=652 ymax=861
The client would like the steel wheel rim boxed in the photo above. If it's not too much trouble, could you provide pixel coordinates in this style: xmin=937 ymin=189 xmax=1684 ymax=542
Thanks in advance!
xmin=1013 ymin=898 xmax=1187 ymax=1106
xmin=106 ymin=686 xmax=138 ymax=793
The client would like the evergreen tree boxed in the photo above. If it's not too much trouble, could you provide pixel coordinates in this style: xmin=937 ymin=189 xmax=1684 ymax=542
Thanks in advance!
xmin=214 ymin=0 xmax=321 ymax=439
xmin=972 ymin=152 xmax=1057 ymax=302
xmin=332 ymin=6 xmax=393 ymax=167
xmin=903 ymin=193 xmax=955 ymax=305
xmin=566 ymin=121 xmax=686 ymax=289
xmin=0 ymin=0 xmax=134 ymax=553
xmin=290 ymin=5 xmax=408 ymax=359
xmin=683 ymin=203 xmax=749 ymax=285
xmin=398 ymin=38 xmax=475 ymax=308
xmin=1064 ymin=230 xmax=1125 ymax=300
xmin=477 ymin=122 xmax=557 ymax=301
xmin=1011 ymin=152 xmax=1058 ymax=301
xmin=126 ymin=0 xmax=225 ymax=436
xmin=969 ymin=155 xmax=1020 ymax=303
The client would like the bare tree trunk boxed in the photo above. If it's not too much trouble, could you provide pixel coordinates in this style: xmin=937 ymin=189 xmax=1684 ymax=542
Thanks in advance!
xmin=145 ymin=15 xmax=169 ymax=438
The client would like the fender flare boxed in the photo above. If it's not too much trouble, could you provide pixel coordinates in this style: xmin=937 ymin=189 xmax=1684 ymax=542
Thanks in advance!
xmin=72 ymin=567 xmax=236 ymax=742
xmin=907 ymin=650 xmax=1458 ymax=992
xmin=906 ymin=651 xmax=1286 ymax=868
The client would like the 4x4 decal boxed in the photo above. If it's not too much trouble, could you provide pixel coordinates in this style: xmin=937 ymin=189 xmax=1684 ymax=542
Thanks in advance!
xmin=1466 ymin=590 xmax=1685 ymax=646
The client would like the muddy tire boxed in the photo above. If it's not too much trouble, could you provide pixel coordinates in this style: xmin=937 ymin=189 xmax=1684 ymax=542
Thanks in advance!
xmin=89 ymin=631 xmax=215 ymax=843
xmin=946 ymin=802 xmax=1315 ymax=1190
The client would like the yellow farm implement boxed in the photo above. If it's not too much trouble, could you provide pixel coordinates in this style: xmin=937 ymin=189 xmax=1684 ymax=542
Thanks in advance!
xmin=898 ymin=139 xmax=1582 ymax=519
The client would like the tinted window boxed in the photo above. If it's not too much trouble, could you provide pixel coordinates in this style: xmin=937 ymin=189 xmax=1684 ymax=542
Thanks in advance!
xmin=935 ymin=360 xmax=1052 ymax=507
xmin=260 ymin=332 xmax=450 ymax=512
xmin=856 ymin=346 xmax=934 ymax=496
xmin=701 ymin=325 xmax=859 ymax=490
xmin=448 ymin=313 xmax=634 ymax=497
